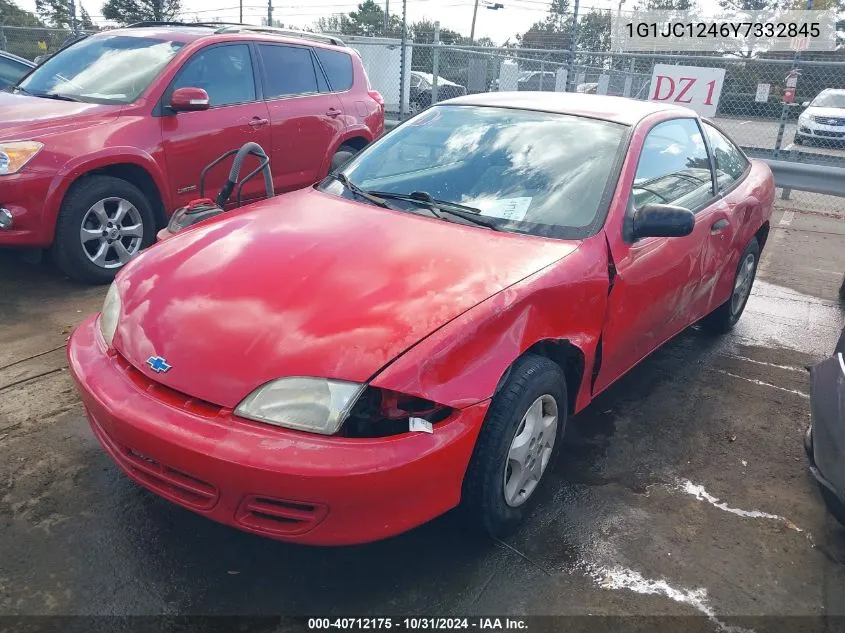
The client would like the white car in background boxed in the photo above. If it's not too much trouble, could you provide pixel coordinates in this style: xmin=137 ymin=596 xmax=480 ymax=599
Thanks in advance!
xmin=796 ymin=89 xmax=845 ymax=145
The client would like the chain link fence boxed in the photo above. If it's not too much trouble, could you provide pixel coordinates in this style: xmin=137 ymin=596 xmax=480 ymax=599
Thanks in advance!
xmin=0 ymin=25 xmax=86 ymax=62
xmin=346 ymin=34 xmax=845 ymax=214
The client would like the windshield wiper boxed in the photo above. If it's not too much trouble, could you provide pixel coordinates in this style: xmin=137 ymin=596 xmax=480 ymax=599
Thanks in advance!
xmin=368 ymin=190 xmax=501 ymax=231
xmin=331 ymin=173 xmax=392 ymax=209
xmin=39 ymin=92 xmax=82 ymax=102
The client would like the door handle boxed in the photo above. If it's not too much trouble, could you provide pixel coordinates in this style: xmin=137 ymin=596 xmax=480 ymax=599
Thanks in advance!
xmin=326 ymin=108 xmax=341 ymax=118
xmin=248 ymin=117 xmax=269 ymax=127
xmin=710 ymin=219 xmax=729 ymax=233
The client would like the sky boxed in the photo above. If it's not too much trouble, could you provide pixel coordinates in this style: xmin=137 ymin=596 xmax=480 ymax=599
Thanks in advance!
xmin=14 ymin=0 xmax=625 ymax=45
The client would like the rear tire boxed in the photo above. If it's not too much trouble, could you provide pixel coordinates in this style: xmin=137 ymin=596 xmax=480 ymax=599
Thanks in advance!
xmin=330 ymin=144 xmax=359 ymax=172
xmin=52 ymin=175 xmax=155 ymax=284
xmin=700 ymin=237 xmax=760 ymax=335
xmin=794 ymin=135 xmax=804 ymax=145
xmin=462 ymin=355 xmax=567 ymax=538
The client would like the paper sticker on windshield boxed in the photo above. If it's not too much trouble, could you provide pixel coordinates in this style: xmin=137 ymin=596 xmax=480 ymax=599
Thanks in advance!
xmin=475 ymin=197 xmax=532 ymax=222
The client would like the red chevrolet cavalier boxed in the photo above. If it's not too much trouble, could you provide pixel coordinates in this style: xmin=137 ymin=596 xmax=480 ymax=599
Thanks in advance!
xmin=68 ymin=93 xmax=774 ymax=545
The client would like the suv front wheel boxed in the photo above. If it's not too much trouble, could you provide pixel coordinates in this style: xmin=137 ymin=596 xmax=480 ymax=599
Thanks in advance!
xmin=52 ymin=175 xmax=156 ymax=284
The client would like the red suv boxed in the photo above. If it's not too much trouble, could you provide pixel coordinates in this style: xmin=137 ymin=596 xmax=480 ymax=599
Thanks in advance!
xmin=0 ymin=23 xmax=384 ymax=283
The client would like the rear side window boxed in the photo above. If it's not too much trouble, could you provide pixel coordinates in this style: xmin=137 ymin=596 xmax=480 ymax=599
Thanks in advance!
xmin=259 ymin=44 xmax=319 ymax=98
xmin=703 ymin=122 xmax=749 ymax=192
xmin=314 ymin=48 xmax=353 ymax=92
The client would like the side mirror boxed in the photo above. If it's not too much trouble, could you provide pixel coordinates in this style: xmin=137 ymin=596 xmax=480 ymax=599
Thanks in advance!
xmin=169 ymin=87 xmax=210 ymax=112
xmin=632 ymin=203 xmax=695 ymax=239
xmin=801 ymin=101 xmax=810 ymax=108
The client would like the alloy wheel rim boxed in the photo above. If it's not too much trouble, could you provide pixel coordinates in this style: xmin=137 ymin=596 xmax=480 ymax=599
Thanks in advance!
xmin=503 ymin=394 xmax=558 ymax=507
xmin=79 ymin=197 xmax=144 ymax=269
xmin=731 ymin=252 xmax=756 ymax=315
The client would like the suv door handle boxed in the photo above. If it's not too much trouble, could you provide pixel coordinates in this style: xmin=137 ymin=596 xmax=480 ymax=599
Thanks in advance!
xmin=248 ymin=117 xmax=269 ymax=127
xmin=711 ymin=219 xmax=729 ymax=233
xmin=326 ymin=108 xmax=341 ymax=118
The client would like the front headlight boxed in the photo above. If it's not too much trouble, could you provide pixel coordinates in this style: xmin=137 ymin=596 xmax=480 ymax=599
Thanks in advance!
xmin=235 ymin=377 xmax=366 ymax=435
xmin=0 ymin=141 xmax=44 ymax=175
xmin=99 ymin=282 xmax=121 ymax=347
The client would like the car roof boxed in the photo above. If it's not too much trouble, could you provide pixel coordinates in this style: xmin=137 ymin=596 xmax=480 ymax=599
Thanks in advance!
xmin=88 ymin=23 xmax=348 ymax=51
xmin=439 ymin=92 xmax=695 ymax=125
xmin=0 ymin=50 xmax=35 ymax=67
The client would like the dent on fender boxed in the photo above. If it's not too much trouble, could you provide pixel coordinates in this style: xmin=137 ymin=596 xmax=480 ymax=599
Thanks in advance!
xmin=371 ymin=238 xmax=610 ymax=412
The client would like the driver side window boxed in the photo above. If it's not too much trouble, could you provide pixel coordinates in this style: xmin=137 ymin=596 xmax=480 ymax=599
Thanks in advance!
xmin=633 ymin=118 xmax=715 ymax=212
xmin=171 ymin=44 xmax=256 ymax=107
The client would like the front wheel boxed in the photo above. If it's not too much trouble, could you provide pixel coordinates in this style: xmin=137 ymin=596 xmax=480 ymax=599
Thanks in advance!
xmin=462 ymin=354 xmax=567 ymax=538
xmin=700 ymin=237 xmax=760 ymax=335
xmin=52 ymin=175 xmax=155 ymax=284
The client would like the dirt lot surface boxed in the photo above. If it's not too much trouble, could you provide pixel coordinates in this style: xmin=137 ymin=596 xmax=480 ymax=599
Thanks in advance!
xmin=1 ymin=208 xmax=844 ymax=633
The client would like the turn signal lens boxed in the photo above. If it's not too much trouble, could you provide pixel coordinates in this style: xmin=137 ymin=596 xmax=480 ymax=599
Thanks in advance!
xmin=0 ymin=141 xmax=44 ymax=175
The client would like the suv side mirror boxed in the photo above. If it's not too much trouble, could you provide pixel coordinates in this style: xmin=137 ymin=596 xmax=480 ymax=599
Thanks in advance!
xmin=801 ymin=101 xmax=810 ymax=108
xmin=170 ymin=87 xmax=210 ymax=112
xmin=632 ymin=203 xmax=695 ymax=239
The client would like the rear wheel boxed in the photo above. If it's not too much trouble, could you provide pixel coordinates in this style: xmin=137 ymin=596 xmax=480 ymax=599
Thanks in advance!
xmin=462 ymin=355 xmax=567 ymax=538
xmin=330 ymin=144 xmax=360 ymax=172
xmin=52 ymin=175 xmax=155 ymax=284
xmin=700 ymin=237 xmax=760 ymax=334
xmin=794 ymin=134 xmax=804 ymax=145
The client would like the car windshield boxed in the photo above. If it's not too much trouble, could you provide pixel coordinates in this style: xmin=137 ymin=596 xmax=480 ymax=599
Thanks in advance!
xmin=324 ymin=105 xmax=627 ymax=239
xmin=811 ymin=92 xmax=845 ymax=108
xmin=18 ymin=34 xmax=184 ymax=104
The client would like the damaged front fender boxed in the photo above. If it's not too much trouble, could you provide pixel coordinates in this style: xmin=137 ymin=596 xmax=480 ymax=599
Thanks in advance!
xmin=370 ymin=236 xmax=610 ymax=412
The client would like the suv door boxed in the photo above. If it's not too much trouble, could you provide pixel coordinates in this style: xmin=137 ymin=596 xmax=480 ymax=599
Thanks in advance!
xmin=595 ymin=117 xmax=719 ymax=393
xmin=257 ymin=43 xmax=346 ymax=192
xmin=159 ymin=43 xmax=272 ymax=211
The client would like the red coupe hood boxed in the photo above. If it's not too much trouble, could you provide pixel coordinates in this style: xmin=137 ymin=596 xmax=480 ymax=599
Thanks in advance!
xmin=0 ymin=92 xmax=120 ymax=140
xmin=114 ymin=188 xmax=579 ymax=408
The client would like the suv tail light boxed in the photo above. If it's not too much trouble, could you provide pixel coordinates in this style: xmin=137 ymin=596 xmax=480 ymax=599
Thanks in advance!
xmin=369 ymin=89 xmax=385 ymax=111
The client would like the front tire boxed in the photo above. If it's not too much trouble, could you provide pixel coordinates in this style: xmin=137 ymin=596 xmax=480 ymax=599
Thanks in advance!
xmin=52 ymin=175 xmax=155 ymax=284
xmin=700 ymin=237 xmax=760 ymax=335
xmin=462 ymin=355 xmax=567 ymax=538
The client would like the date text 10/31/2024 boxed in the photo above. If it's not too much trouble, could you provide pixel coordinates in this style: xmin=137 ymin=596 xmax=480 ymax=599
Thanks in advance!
xmin=307 ymin=618 xmax=529 ymax=630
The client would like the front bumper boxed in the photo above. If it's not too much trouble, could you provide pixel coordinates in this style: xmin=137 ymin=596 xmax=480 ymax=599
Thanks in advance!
xmin=797 ymin=120 xmax=845 ymax=141
xmin=68 ymin=315 xmax=489 ymax=545
xmin=806 ymin=351 xmax=845 ymax=510
xmin=0 ymin=169 xmax=54 ymax=247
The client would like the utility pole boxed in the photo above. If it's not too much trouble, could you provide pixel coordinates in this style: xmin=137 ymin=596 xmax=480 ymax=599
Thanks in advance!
xmin=267 ymin=0 xmax=273 ymax=27
xmin=565 ymin=0 xmax=580 ymax=91
xmin=384 ymin=0 xmax=389 ymax=31
xmin=240 ymin=0 xmax=243 ymax=23
xmin=470 ymin=0 xmax=479 ymax=42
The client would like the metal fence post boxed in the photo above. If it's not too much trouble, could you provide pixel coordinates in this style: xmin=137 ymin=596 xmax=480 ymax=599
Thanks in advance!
xmin=0 ymin=28 xmax=7 ymax=52
xmin=431 ymin=22 xmax=440 ymax=106
xmin=398 ymin=0 xmax=408 ymax=119
xmin=565 ymin=0 xmax=580 ymax=91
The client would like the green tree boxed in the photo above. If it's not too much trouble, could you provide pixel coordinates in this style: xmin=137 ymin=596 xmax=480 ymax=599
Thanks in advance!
xmin=517 ymin=0 xmax=573 ymax=49
xmin=339 ymin=0 xmax=402 ymax=37
xmin=101 ymin=0 xmax=181 ymax=24
xmin=0 ymin=0 xmax=43 ymax=26
xmin=79 ymin=4 xmax=96 ymax=29
xmin=409 ymin=18 xmax=464 ymax=44
xmin=35 ymin=0 xmax=71 ymax=28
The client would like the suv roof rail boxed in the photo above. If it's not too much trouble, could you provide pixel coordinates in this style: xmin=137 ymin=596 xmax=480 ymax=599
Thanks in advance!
xmin=127 ymin=20 xmax=229 ymax=28
xmin=213 ymin=25 xmax=345 ymax=46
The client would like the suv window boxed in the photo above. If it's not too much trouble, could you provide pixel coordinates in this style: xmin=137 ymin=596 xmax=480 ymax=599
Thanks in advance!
xmin=633 ymin=118 xmax=714 ymax=212
xmin=315 ymin=48 xmax=353 ymax=92
xmin=703 ymin=122 xmax=749 ymax=192
xmin=259 ymin=44 xmax=319 ymax=98
xmin=173 ymin=44 xmax=255 ymax=107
